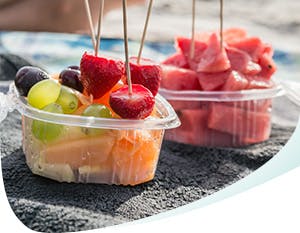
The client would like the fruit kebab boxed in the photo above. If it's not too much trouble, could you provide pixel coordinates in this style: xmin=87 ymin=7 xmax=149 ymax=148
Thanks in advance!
xmin=13 ymin=0 xmax=179 ymax=185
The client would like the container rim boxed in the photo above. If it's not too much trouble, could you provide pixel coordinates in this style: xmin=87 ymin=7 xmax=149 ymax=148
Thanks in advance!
xmin=9 ymin=83 xmax=180 ymax=130
xmin=159 ymin=83 xmax=285 ymax=102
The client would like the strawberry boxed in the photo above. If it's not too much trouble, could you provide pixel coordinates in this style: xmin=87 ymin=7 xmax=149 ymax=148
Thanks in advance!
xmin=123 ymin=57 xmax=162 ymax=96
xmin=80 ymin=52 xmax=124 ymax=99
xmin=109 ymin=84 xmax=155 ymax=119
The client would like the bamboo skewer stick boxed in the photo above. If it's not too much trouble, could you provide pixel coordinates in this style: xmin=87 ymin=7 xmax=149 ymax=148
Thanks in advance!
xmin=122 ymin=0 xmax=133 ymax=96
xmin=220 ymin=0 xmax=224 ymax=49
xmin=95 ymin=0 xmax=104 ymax=56
xmin=190 ymin=0 xmax=196 ymax=59
xmin=84 ymin=0 xmax=97 ymax=50
xmin=137 ymin=0 xmax=154 ymax=64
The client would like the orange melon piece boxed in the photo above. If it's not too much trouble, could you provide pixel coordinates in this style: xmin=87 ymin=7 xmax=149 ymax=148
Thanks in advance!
xmin=41 ymin=133 xmax=115 ymax=169
xmin=112 ymin=130 xmax=160 ymax=185
xmin=94 ymin=82 xmax=124 ymax=107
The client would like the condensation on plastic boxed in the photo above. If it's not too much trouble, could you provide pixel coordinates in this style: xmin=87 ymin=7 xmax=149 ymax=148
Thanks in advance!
xmin=1 ymin=83 xmax=180 ymax=185
xmin=160 ymin=85 xmax=285 ymax=147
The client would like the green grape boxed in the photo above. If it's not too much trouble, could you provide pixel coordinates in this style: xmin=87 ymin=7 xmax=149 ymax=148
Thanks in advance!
xmin=28 ymin=79 xmax=61 ymax=109
xmin=81 ymin=104 xmax=112 ymax=135
xmin=56 ymin=86 xmax=79 ymax=114
xmin=32 ymin=103 xmax=64 ymax=143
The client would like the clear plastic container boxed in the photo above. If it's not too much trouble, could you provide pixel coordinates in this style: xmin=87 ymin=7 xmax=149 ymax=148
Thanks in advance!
xmin=159 ymin=86 xmax=284 ymax=147
xmin=1 ymin=83 xmax=180 ymax=185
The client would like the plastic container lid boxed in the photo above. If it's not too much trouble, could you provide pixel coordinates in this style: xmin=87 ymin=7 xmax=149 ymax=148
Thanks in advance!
xmin=0 ymin=82 xmax=180 ymax=130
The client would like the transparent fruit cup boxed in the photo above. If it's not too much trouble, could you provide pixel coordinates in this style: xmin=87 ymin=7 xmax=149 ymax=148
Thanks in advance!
xmin=159 ymin=86 xmax=284 ymax=147
xmin=0 ymin=83 xmax=180 ymax=185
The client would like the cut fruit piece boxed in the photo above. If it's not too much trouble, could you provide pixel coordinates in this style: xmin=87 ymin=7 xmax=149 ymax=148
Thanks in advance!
xmin=33 ymin=162 xmax=75 ymax=183
xmin=161 ymin=52 xmax=189 ymax=69
xmin=80 ymin=52 xmax=124 ymax=98
xmin=226 ymin=47 xmax=261 ymax=75
xmin=229 ymin=37 xmax=264 ymax=62
xmin=128 ymin=57 xmax=162 ymax=96
xmin=109 ymin=84 xmax=155 ymax=119
xmin=41 ymin=133 xmax=115 ymax=169
xmin=112 ymin=130 xmax=160 ymax=186
xmin=246 ymin=76 xmax=275 ymax=89
xmin=196 ymin=33 xmax=231 ymax=73
xmin=176 ymin=36 xmax=207 ymax=71
xmin=197 ymin=70 xmax=231 ymax=91
xmin=93 ymin=82 xmax=123 ymax=108
xmin=161 ymin=65 xmax=201 ymax=91
xmin=208 ymin=103 xmax=271 ymax=141
xmin=166 ymin=108 xmax=234 ymax=147
xmin=222 ymin=71 xmax=249 ymax=91
xmin=78 ymin=165 xmax=112 ymax=183
xmin=223 ymin=28 xmax=247 ymax=44
xmin=258 ymin=52 xmax=277 ymax=80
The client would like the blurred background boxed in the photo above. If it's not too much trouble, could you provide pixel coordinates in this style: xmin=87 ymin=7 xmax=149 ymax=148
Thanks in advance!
xmin=103 ymin=0 xmax=300 ymax=52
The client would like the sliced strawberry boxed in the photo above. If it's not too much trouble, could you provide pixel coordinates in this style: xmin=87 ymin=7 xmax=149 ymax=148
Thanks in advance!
xmin=126 ymin=57 xmax=162 ymax=96
xmin=80 ymin=52 xmax=124 ymax=99
xmin=109 ymin=84 xmax=155 ymax=119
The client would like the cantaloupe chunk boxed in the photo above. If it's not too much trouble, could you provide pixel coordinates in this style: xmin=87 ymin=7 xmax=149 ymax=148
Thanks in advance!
xmin=112 ymin=130 xmax=160 ymax=185
xmin=41 ymin=133 xmax=115 ymax=169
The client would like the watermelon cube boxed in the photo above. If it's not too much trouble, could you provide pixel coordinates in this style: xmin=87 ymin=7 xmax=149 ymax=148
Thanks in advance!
xmin=208 ymin=103 xmax=271 ymax=142
xmin=161 ymin=65 xmax=201 ymax=91
xmin=161 ymin=52 xmax=189 ymax=69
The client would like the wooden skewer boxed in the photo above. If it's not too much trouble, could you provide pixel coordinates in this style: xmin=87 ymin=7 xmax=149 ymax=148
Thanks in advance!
xmin=220 ymin=0 xmax=224 ymax=49
xmin=190 ymin=0 xmax=196 ymax=60
xmin=122 ymin=0 xmax=132 ymax=96
xmin=137 ymin=0 xmax=154 ymax=64
xmin=84 ymin=0 xmax=97 ymax=50
xmin=95 ymin=0 xmax=105 ymax=56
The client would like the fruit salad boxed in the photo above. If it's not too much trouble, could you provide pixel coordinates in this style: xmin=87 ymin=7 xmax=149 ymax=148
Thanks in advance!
xmin=160 ymin=28 xmax=279 ymax=147
xmin=15 ymin=53 xmax=179 ymax=185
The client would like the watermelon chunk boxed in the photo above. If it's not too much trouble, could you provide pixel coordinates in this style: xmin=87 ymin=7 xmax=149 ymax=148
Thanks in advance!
xmin=222 ymin=71 xmax=249 ymax=91
xmin=176 ymin=36 xmax=207 ymax=71
xmin=226 ymin=47 xmax=261 ymax=75
xmin=197 ymin=33 xmax=231 ymax=73
xmin=161 ymin=65 xmax=201 ymax=90
xmin=161 ymin=52 xmax=189 ymax=69
xmin=208 ymin=103 xmax=271 ymax=142
xmin=165 ymin=109 xmax=234 ymax=147
xmin=229 ymin=37 xmax=264 ymax=62
xmin=197 ymin=70 xmax=231 ymax=91
xmin=246 ymin=76 xmax=275 ymax=89
xmin=258 ymin=52 xmax=277 ymax=80
xmin=223 ymin=28 xmax=247 ymax=44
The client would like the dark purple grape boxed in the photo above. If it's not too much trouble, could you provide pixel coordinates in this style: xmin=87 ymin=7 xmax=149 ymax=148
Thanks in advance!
xmin=59 ymin=69 xmax=83 ymax=93
xmin=67 ymin=65 xmax=80 ymax=71
xmin=15 ymin=66 xmax=49 ymax=96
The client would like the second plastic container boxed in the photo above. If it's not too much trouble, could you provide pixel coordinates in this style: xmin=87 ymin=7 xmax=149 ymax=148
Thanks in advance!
xmin=160 ymin=86 xmax=284 ymax=147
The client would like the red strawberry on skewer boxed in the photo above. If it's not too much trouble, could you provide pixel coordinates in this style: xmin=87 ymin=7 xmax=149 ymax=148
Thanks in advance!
xmin=123 ymin=57 xmax=162 ymax=96
xmin=80 ymin=52 xmax=124 ymax=99
xmin=109 ymin=84 xmax=155 ymax=119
